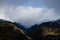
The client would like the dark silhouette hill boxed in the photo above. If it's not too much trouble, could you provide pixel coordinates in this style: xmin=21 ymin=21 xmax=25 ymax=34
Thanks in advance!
xmin=0 ymin=19 xmax=60 ymax=40
xmin=0 ymin=19 xmax=32 ymax=40
xmin=28 ymin=19 xmax=60 ymax=40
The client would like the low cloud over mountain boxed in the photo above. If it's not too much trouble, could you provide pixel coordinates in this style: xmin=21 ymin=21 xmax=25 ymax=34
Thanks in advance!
xmin=0 ymin=0 xmax=60 ymax=28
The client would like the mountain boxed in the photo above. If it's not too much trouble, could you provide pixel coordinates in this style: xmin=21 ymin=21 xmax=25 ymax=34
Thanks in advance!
xmin=14 ymin=22 xmax=28 ymax=32
xmin=0 ymin=19 xmax=60 ymax=40
xmin=55 ymin=19 xmax=60 ymax=24
xmin=0 ymin=19 xmax=32 ymax=40
xmin=28 ymin=19 xmax=60 ymax=40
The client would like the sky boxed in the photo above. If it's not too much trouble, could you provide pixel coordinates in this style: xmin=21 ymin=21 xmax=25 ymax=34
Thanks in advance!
xmin=0 ymin=0 xmax=60 ymax=28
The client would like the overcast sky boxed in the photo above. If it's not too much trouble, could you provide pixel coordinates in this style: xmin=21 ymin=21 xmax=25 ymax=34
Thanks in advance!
xmin=0 ymin=0 xmax=60 ymax=28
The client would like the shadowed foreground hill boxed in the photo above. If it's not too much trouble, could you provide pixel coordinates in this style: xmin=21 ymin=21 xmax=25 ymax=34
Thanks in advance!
xmin=0 ymin=19 xmax=32 ymax=40
xmin=28 ymin=20 xmax=60 ymax=40
xmin=0 ymin=19 xmax=60 ymax=40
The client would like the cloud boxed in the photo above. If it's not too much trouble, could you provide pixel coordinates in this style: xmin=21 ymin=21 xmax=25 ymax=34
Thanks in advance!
xmin=0 ymin=5 xmax=60 ymax=28
xmin=1 ymin=0 xmax=60 ymax=13
xmin=1 ymin=0 xmax=60 ymax=7
xmin=0 ymin=0 xmax=60 ymax=28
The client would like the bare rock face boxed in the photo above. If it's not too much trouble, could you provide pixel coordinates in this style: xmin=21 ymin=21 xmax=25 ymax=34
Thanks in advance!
xmin=0 ymin=20 xmax=32 ymax=40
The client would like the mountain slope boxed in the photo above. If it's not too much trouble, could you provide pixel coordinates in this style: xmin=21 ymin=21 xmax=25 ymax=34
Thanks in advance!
xmin=0 ymin=19 xmax=32 ymax=40
xmin=28 ymin=19 xmax=60 ymax=40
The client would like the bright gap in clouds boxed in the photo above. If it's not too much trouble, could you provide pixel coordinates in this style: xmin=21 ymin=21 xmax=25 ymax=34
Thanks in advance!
xmin=0 ymin=5 xmax=60 ymax=28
